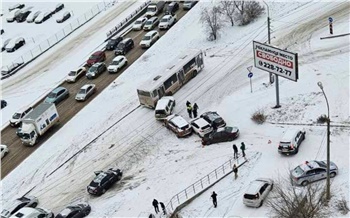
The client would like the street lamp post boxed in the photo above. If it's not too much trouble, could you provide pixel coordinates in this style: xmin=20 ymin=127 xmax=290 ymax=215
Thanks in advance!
xmin=317 ymin=81 xmax=331 ymax=200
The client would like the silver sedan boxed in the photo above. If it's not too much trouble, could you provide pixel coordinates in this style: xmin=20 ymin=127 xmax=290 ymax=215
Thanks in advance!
xmin=75 ymin=84 xmax=96 ymax=102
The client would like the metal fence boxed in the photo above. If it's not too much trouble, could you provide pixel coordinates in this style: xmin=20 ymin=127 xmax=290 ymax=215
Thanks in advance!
xmin=106 ymin=1 xmax=150 ymax=39
xmin=2 ymin=1 xmax=114 ymax=79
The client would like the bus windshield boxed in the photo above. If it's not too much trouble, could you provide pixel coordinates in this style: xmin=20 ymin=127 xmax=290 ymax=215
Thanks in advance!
xmin=137 ymin=90 xmax=151 ymax=97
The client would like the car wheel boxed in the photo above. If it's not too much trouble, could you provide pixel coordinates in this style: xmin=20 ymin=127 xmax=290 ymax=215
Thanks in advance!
xmin=330 ymin=172 xmax=336 ymax=178
xmin=295 ymin=147 xmax=299 ymax=154
xmin=301 ymin=180 xmax=309 ymax=186
xmin=102 ymin=188 xmax=106 ymax=194
xmin=192 ymin=70 xmax=198 ymax=78
xmin=258 ymin=200 xmax=263 ymax=208
xmin=31 ymin=202 xmax=38 ymax=207
xmin=125 ymin=61 xmax=128 ymax=66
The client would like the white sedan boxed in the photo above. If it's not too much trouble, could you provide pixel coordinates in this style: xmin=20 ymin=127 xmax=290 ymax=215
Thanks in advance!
xmin=107 ymin=56 xmax=128 ymax=73
xmin=66 ymin=67 xmax=87 ymax=83
xmin=190 ymin=117 xmax=213 ymax=137
xmin=1 ymin=144 xmax=9 ymax=159
xmin=75 ymin=84 xmax=96 ymax=101
xmin=132 ymin=17 xmax=148 ymax=30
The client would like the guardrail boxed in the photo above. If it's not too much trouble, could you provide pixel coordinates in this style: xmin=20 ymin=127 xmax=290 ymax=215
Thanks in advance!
xmin=1 ymin=1 xmax=114 ymax=80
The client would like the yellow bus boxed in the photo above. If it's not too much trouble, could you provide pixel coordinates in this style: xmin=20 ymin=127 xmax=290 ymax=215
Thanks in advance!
xmin=137 ymin=49 xmax=204 ymax=108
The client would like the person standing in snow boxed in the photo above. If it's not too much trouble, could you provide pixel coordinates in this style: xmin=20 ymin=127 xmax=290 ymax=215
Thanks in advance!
xmin=233 ymin=164 xmax=238 ymax=179
xmin=187 ymin=102 xmax=193 ymax=118
xmin=232 ymin=144 xmax=238 ymax=159
xmin=240 ymin=142 xmax=246 ymax=158
xmin=193 ymin=103 xmax=199 ymax=118
xmin=160 ymin=202 xmax=166 ymax=215
xmin=211 ymin=191 xmax=218 ymax=208
xmin=152 ymin=199 xmax=159 ymax=214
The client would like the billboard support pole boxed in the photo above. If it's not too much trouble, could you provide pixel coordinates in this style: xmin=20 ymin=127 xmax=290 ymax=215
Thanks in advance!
xmin=274 ymin=75 xmax=281 ymax=108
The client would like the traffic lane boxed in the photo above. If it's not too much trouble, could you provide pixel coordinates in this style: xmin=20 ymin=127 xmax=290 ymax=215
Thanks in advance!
xmin=1 ymin=9 xmax=189 ymax=177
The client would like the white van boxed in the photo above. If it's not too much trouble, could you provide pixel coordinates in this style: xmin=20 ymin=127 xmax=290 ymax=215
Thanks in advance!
xmin=155 ymin=96 xmax=175 ymax=120
xmin=243 ymin=178 xmax=273 ymax=208
xmin=10 ymin=106 xmax=33 ymax=127
xmin=278 ymin=128 xmax=306 ymax=155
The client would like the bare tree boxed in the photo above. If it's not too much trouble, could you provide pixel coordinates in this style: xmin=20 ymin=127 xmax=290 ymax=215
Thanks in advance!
xmin=220 ymin=1 xmax=235 ymax=26
xmin=234 ymin=1 xmax=245 ymax=15
xmin=200 ymin=6 xmax=224 ymax=41
xmin=244 ymin=1 xmax=265 ymax=21
xmin=267 ymin=177 xmax=330 ymax=218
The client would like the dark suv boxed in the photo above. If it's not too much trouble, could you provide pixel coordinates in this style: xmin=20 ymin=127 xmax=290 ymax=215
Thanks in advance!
xmin=114 ymin=38 xmax=134 ymax=55
xmin=200 ymin=111 xmax=226 ymax=129
xmin=86 ymin=63 xmax=106 ymax=79
xmin=87 ymin=168 xmax=123 ymax=196
xmin=86 ymin=50 xmax=106 ymax=67
xmin=106 ymin=36 xmax=123 ymax=51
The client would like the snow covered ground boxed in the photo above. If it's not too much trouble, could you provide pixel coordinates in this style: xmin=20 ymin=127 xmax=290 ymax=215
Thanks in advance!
xmin=2 ymin=0 xmax=349 ymax=217
xmin=0 ymin=0 xmax=146 ymax=127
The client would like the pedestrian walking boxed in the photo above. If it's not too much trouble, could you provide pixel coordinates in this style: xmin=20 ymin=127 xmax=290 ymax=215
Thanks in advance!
xmin=152 ymin=199 xmax=159 ymax=214
xmin=232 ymin=144 xmax=238 ymax=159
xmin=233 ymin=164 xmax=238 ymax=179
xmin=240 ymin=142 xmax=246 ymax=158
xmin=187 ymin=102 xmax=193 ymax=118
xmin=193 ymin=103 xmax=199 ymax=118
xmin=211 ymin=191 xmax=218 ymax=208
xmin=160 ymin=202 xmax=166 ymax=215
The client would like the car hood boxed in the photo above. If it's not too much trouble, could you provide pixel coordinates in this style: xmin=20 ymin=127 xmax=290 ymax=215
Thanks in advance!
xmin=133 ymin=23 xmax=142 ymax=28
xmin=44 ymin=97 xmax=55 ymax=103
xmin=140 ymin=40 xmax=151 ymax=44
xmin=66 ymin=75 xmax=76 ymax=80
xmin=10 ymin=118 xmax=20 ymax=123
xmin=159 ymin=21 xmax=169 ymax=25
xmin=108 ymin=65 xmax=118 ymax=70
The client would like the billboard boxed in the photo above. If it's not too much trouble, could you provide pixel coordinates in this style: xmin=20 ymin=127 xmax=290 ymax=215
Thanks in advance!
xmin=253 ymin=41 xmax=299 ymax=81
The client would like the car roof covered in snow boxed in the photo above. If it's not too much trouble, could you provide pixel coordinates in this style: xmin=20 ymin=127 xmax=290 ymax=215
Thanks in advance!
xmin=168 ymin=114 xmax=188 ymax=128
xmin=245 ymin=180 xmax=265 ymax=195
xmin=281 ymin=129 xmax=300 ymax=142
xmin=191 ymin=117 xmax=210 ymax=128
xmin=155 ymin=97 xmax=174 ymax=110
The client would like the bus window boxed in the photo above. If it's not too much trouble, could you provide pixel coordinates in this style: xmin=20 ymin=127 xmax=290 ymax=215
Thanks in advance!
xmin=183 ymin=58 xmax=196 ymax=74
xmin=137 ymin=90 xmax=151 ymax=97
xmin=164 ymin=73 xmax=178 ymax=90
xmin=152 ymin=90 xmax=158 ymax=97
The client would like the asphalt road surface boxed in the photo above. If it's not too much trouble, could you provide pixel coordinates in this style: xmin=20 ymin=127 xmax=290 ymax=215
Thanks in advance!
xmin=1 ymin=8 xmax=189 ymax=178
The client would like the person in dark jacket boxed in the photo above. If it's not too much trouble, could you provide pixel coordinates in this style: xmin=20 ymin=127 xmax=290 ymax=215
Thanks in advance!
xmin=186 ymin=101 xmax=191 ymax=107
xmin=187 ymin=103 xmax=193 ymax=118
xmin=152 ymin=199 xmax=159 ymax=214
xmin=233 ymin=164 xmax=238 ymax=179
xmin=232 ymin=144 xmax=238 ymax=159
xmin=160 ymin=202 xmax=166 ymax=215
xmin=211 ymin=191 xmax=218 ymax=208
xmin=240 ymin=142 xmax=246 ymax=157
xmin=193 ymin=103 xmax=199 ymax=118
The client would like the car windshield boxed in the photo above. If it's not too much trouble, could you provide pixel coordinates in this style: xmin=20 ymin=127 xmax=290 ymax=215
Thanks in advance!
xmin=155 ymin=110 xmax=166 ymax=115
xmin=143 ymin=36 xmax=151 ymax=40
xmin=117 ymin=43 xmax=125 ymax=49
xmin=293 ymin=166 xmax=304 ymax=177
xmin=89 ymin=55 xmax=100 ymax=60
xmin=78 ymin=89 xmax=86 ymax=94
xmin=184 ymin=1 xmax=192 ymax=3
xmin=20 ymin=133 xmax=30 ymax=139
xmin=12 ymin=113 xmax=21 ymax=119
xmin=145 ymin=20 xmax=153 ymax=25
xmin=111 ymin=60 xmax=120 ymax=65
xmin=135 ymin=20 xmax=142 ymax=24
xmin=108 ymin=39 xmax=116 ymax=45
xmin=68 ymin=71 xmax=76 ymax=76
xmin=89 ymin=66 xmax=98 ymax=72
xmin=161 ymin=17 xmax=168 ymax=22
xmin=180 ymin=124 xmax=189 ymax=130
xmin=244 ymin=194 xmax=259 ymax=200
xmin=147 ymin=7 xmax=156 ymax=12
xmin=225 ymin=127 xmax=233 ymax=132
xmin=47 ymin=92 xmax=57 ymax=98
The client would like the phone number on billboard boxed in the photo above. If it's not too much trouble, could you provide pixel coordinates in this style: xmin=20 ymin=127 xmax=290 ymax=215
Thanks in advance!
xmin=258 ymin=60 xmax=292 ymax=76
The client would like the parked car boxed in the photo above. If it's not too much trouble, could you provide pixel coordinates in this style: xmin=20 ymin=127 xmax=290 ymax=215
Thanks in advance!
xmin=183 ymin=1 xmax=197 ymax=10
xmin=44 ymin=87 xmax=69 ymax=104
xmin=15 ymin=7 xmax=33 ymax=22
xmin=6 ymin=9 xmax=21 ymax=22
xmin=140 ymin=30 xmax=160 ymax=48
xmin=114 ymin=38 xmax=134 ymax=55
xmin=243 ymin=178 xmax=273 ymax=208
xmin=26 ymin=10 xmax=41 ymax=23
xmin=5 ymin=37 xmax=26 ymax=52
xmin=35 ymin=11 xmax=51 ymax=23
xmin=1 ymin=196 xmax=38 ymax=218
xmin=278 ymin=128 xmax=306 ymax=155
xmin=201 ymin=126 xmax=239 ymax=145
xmin=200 ymin=111 xmax=226 ymax=129
xmin=2 ymin=39 xmax=11 ymax=52
xmin=87 ymin=168 xmax=123 ymax=196
xmin=155 ymin=96 xmax=175 ymax=120
xmin=132 ymin=17 xmax=148 ymax=30
xmin=10 ymin=106 xmax=33 ymax=127
xmin=1 ymin=62 xmax=23 ymax=76
xmin=55 ymin=203 xmax=91 ymax=218
xmin=166 ymin=2 xmax=179 ymax=14
xmin=164 ymin=114 xmax=192 ymax=138
xmin=190 ymin=117 xmax=213 ymax=138
xmin=158 ymin=14 xmax=176 ymax=30
xmin=290 ymin=160 xmax=338 ymax=186
xmin=1 ymin=144 xmax=9 ymax=159
xmin=10 ymin=207 xmax=53 ymax=218
xmin=1 ymin=100 xmax=7 ymax=109
xmin=75 ymin=84 xmax=96 ymax=101
xmin=106 ymin=36 xmax=123 ymax=51
xmin=9 ymin=3 xmax=25 ymax=11
xmin=52 ymin=3 xmax=64 ymax=14
xmin=143 ymin=16 xmax=159 ymax=31
xmin=66 ymin=67 xmax=86 ymax=83
xmin=56 ymin=11 xmax=71 ymax=23
xmin=86 ymin=50 xmax=106 ymax=67
xmin=86 ymin=63 xmax=106 ymax=79
xmin=107 ymin=56 xmax=128 ymax=73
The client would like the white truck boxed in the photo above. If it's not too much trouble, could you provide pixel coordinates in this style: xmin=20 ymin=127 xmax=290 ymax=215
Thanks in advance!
xmin=18 ymin=103 xmax=59 ymax=146
xmin=145 ymin=1 xmax=165 ymax=17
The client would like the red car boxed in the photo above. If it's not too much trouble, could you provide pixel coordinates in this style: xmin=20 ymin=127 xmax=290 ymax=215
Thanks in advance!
xmin=86 ymin=51 xmax=106 ymax=67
